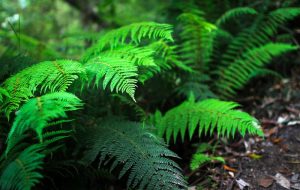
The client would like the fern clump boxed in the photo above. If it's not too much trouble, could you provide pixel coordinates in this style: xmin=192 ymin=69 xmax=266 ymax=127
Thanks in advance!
xmin=81 ymin=119 xmax=187 ymax=190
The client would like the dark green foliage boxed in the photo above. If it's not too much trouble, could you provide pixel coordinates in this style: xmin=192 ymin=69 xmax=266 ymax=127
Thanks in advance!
xmin=81 ymin=119 xmax=187 ymax=190
xmin=0 ymin=144 xmax=45 ymax=190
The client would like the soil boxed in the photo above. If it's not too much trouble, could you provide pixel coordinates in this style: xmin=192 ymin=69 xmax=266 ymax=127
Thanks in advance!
xmin=226 ymin=66 xmax=300 ymax=190
xmin=190 ymin=66 xmax=300 ymax=190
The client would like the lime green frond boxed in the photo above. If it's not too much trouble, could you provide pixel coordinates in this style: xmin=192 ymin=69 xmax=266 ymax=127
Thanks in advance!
xmin=1 ymin=60 xmax=86 ymax=117
xmin=215 ymin=43 xmax=298 ymax=98
xmin=216 ymin=7 xmax=257 ymax=26
xmin=0 ymin=144 xmax=45 ymax=190
xmin=6 ymin=92 xmax=83 ymax=154
xmin=86 ymin=22 xmax=173 ymax=53
xmin=190 ymin=153 xmax=225 ymax=171
xmin=81 ymin=119 xmax=187 ymax=190
xmin=154 ymin=98 xmax=263 ymax=143
xmin=265 ymin=8 xmax=300 ymax=36
xmin=85 ymin=55 xmax=138 ymax=100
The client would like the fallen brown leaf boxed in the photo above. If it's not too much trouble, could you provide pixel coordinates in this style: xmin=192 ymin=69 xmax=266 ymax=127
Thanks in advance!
xmin=258 ymin=177 xmax=274 ymax=188
xmin=223 ymin=165 xmax=238 ymax=173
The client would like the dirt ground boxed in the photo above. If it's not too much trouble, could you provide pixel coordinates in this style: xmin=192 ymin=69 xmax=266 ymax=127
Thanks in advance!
xmin=222 ymin=66 xmax=300 ymax=190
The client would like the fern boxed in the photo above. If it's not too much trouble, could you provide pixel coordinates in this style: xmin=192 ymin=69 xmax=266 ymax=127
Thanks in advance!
xmin=81 ymin=22 xmax=173 ymax=62
xmin=96 ymin=22 xmax=173 ymax=49
xmin=1 ymin=60 xmax=86 ymax=117
xmin=190 ymin=153 xmax=224 ymax=170
xmin=81 ymin=119 xmax=187 ymax=190
xmin=153 ymin=97 xmax=263 ymax=143
xmin=6 ymin=92 xmax=83 ymax=154
xmin=178 ymin=12 xmax=217 ymax=68
xmin=215 ymin=43 xmax=298 ymax=98
xmin=216 ymin=7 xmax=257 ymax=26
xmin=0 ymin=144 xmax=45 ymax=190
xmin=85 ymin=55 xmax=138 ymax=100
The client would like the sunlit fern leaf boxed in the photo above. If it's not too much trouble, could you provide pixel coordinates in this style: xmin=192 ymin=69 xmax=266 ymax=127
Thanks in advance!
xmin=85 ymin=55 xmax=138 ymax=100
xmin=6 ymin=92 xmax=83 ymax=154
xmin=216 ymin=7 xmax=257 ymax=26
xmin=82 ymin=44 xmax=157 ymax=66
xmin=0 ymin=144 xmax=45 ymax=190
xmin=215 ymin=43 xmax=298 ymax=98
xmin=153 ymin=97 xmax=263 ymax=143
xmin=81 ymin=22 xmax=174 ymax=61
xmin=81 ymin=119 xmax=187 ymax=190
xmin=1 ymin=60 xmax=86 ymax=117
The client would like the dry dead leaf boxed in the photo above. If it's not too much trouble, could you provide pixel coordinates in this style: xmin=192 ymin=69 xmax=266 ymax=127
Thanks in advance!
xmin=274 ymin=173 xmax=290 ymax=189
xmin=258 ymin=177 xmax=274 ymax=188
xmin=236 ymin=178 xmax=250 ymax=190
xmin=223 ymin=165 xmax=238 ymax=173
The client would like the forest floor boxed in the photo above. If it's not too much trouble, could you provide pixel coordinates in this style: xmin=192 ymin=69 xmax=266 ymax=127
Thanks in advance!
xmin=191 ymin=66 xmax=300 ymax=190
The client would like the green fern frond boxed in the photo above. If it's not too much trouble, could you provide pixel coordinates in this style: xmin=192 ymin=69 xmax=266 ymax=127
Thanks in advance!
xmin=154 ymin=97 xmax=263 ymax=143
xmin=1 ymin=60 xmax=86 ymax=117
xmin=6 ymin=92 xmax=83 ymax=154
xmin=220 ymin=8 xmax=300 ymax=67
xmin=178 ymin=12 xmax=217 ymax=68
xmin=265 ymin=8 xmax=300 ymax=36
xmin=85 ymin=55 xmax=138 ymax=100
xmin=86 ymin=22 xmax=173 ymax=53
xmin=190 ymin=153 xmax=225 ymax=170
xmin=149 ymin=40 xmax=194 ymax=72
xmin=215 ymin=43 xmax=298 ymax=98
xmin=81 ymin=119 xmax=187 ymax=190
xmin=0 ymin=144 xmax=45 ymax=190
xmin=0 ymin=87 xmax=10 ymax=104
xmin=216 ymin=7 xmax=257 ymax=26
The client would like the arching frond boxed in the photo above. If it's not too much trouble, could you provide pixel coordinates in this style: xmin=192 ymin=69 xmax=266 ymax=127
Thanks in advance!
xmin=1 ymin=60 xmax=86 ymax=117
xmin=84 ymin=22 xmax=173 ymax=56
xmin=215 ymin=43 xmax=298 ymax=98
xmin=85 ymin=55 xmax=138 ymax=100
xmin=153 ymin=97 xmax=263 ymax=143
xmin=81 ymin=119 xmax=187 ymax=190
xmin=216 ymin=7 xmax=257 ymax=26
xmin=6 ymin=92 xmax=83 ymax=154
